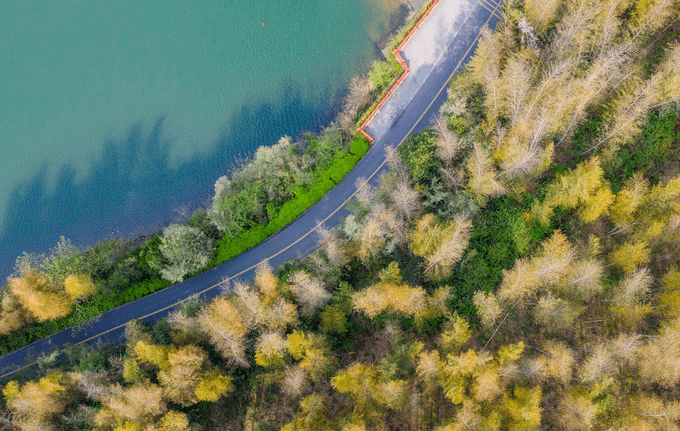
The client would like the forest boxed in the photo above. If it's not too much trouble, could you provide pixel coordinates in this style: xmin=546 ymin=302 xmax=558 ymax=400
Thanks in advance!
xmin=1 ymin=0 xmax=680 ymax=429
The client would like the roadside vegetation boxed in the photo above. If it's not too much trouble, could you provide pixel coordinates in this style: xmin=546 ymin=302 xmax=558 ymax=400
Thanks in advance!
xmin=2 ymin=0 xmax=680 ymax=429
xmin=342 ymin=0 xmax=437 ymax=131
xmin=0 ymin=0 xmax=430 ymax=359
xmin=0 ymin=131 xmax=368 ymax=355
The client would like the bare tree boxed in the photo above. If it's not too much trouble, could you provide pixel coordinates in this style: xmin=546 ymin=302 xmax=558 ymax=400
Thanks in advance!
xmin=353 ymin=176 xmax=376 ymax=210
xmin=473 ymin=291 xmax=503 ymax=328
xmin=440 ymin=166 xmax=464 ymax=190
xmin=433 ymin=113 xmax=462 ymax=163
xmin=524 ymin=0 xmax=561 ymax=33
xmin=562 ymin=259 xmax=604 ymax=300
xmin=289 ymin=271 xmax=331 ymax=315
xmin=602 ymin=267 xmax=652 ymax=305
xmin=543 ymin=341 xmax=575 ymax=384
xmin=316 ymin=225 xmax=349 ymax=268
xmin=500 ymin=55 xmax=532 ymax=124
xmin=280 ymin=366 xmax=310 ymax=398
xmin=628 ymin=0 xmax=679 ymax=43
xmin=558 ymin=391 xmax=600 ymax=430
xmin=638 ymin=317 xmax=680 ymax=387
xmin=388 ymin=178 xmax=422 ymax=221
xmin=385 ymin=145 xmax=408 ymax=179
xmin=579 ymin=343 xmax=615 ymax=382
xmin=197 ymin=298 xmax=249 ymax=367
xmin=466 ymin=142 xmax=506 ymax=202
xmin=469 ymin=26 xmax=504 ymax=128
xmin=337 ymin=75 xmax=372 ymax=137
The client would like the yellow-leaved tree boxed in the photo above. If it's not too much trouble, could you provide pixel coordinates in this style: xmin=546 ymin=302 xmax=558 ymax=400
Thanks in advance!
xmin=95 ymin=381 xmax=167 ymax=428
xmin=526 ymin=157 xmax=612 ymax=225
xmin=8 ymin=270 xmax=72 ymax=321
xmin=523 ymin=0 xmax=561 ymax=33
xmin=254 ymin=261 xmax=280 ymax=304
xmin=63 ymin=273 xmax=99 ymax=301
xmin=498 ymin=231 xmax=574 ymax=302
xmin=0 ymin=292 xmax=29 ymax=335
xmin=410 ymin=214 xmax=472 ymax=280
xmin=352 ymin=262 xmax=427 ymax=318
xmin=197 ymin=297 xmax=249 ymax=367
xmin=286 ymin=330 xmax=336 ymax=382
xmin=3 ymin=372 xmax=78 ymax=431
xmin=502 ymin=385 xmax=543 ymax=430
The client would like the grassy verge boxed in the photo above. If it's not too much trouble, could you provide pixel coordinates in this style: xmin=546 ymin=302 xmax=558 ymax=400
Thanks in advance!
xmin=211 ymin=138 xmax=369 ymax=265
xmin=0 ymin=138 xmax=369 ymax=357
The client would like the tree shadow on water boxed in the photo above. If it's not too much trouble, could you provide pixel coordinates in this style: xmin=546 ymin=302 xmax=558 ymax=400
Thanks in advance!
xmin=0 ymin=86 xmax=336 ymax=280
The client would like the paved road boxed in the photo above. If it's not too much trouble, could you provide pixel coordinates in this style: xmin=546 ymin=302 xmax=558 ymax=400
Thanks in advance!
xmin=0 ymin=0 xmax=502 ymax=379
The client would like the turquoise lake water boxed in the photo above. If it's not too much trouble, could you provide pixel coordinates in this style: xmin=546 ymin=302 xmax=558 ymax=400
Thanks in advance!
xmin=0 ymin=0 xmax=405 ymax=279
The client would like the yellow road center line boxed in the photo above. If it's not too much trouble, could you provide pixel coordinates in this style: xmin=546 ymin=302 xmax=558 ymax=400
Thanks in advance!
xmin=478 ymin=2 xmax=496 ymax=17
xmin=0 ymin=0 xmax=503 ymax=380
xmin=483 ymin=0 xmax=502 ymax=8
xmin=479 ymin=0 xmax=502 ymax=19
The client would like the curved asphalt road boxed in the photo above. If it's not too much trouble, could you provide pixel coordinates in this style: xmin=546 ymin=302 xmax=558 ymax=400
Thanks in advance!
xmin=0 ymin=1 xmax=502 ymax=379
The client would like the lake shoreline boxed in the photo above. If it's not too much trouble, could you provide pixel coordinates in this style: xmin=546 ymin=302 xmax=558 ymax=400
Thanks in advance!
xmin=0 ymin=0 xmax=417 ymax=282
xmin=0 ymin=0 xmax=432 ymax=357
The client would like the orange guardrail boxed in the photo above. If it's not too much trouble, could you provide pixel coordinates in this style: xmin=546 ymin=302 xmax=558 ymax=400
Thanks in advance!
xmin=358 ymin=0 xmax=441 ymax=142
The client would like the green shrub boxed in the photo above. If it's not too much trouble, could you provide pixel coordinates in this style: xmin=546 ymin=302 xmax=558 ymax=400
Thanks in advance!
xmin=399 ymin=130 xmax=441 ymax=185
xmin=605 ymin=108 xmax=679 ymax=191
xmin=447 ymin=197 xmax=553 ymax=318
xmin=305 ymin=130 xmax=344 ymax=168
xmin=210 ymin=181 xmax=266 ymax=238
xmin=136 ymin=235 xmax=164 ymax=277
xmin=0 ymin=126 xmax=369 ymax=358
xmin=212 ymin=149 xmax=366 ymax=266
xmin=350 ymin=137 xmax=369 ymax=157
xmin=187 ymin=208 xmax=222 ymax=242
xmin=107 ymin=256 xmax=148 ymax=292
xmin=159 ymin=224 xmax=215 ymax=283
xmin=369 ymin=60 xmax=401 ymax=91
xmin=13 ymin=237 xmax=112 ymax=283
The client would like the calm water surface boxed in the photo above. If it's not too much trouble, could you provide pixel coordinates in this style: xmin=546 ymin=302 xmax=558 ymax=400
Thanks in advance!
xmin=0 ymin=0 xmax=404 ymax=279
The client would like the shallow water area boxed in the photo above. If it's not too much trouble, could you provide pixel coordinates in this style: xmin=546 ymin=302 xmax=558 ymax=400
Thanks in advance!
xmin=0 ymin=0 xmax=405 ymax=280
